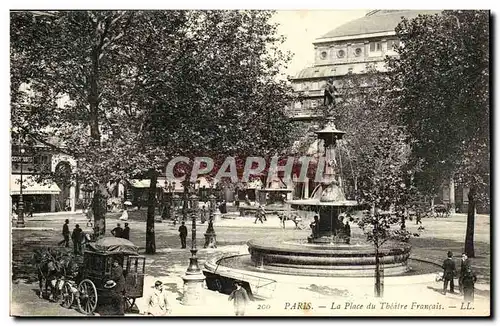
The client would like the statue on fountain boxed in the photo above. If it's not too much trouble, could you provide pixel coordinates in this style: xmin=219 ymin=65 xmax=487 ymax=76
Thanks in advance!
xmin=323 ymin=78 xmax=337 ymax=107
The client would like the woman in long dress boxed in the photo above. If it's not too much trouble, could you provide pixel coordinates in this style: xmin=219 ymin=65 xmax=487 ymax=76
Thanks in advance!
xmin=119 ymin=208 xmax=128 ymax=221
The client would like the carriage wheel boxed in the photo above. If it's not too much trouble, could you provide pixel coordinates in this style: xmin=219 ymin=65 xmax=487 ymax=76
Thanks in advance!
xmin=77 ymin=279 xmax=97 ymax=315
xmin=124 ymin=297 xmax=136 ymax=312
xmin=60 ymin=282 xmax=75 ymax=308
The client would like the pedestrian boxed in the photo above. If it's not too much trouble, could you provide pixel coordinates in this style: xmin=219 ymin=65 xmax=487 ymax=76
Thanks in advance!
xmin=416 ymin=212 xmax=422 ymax=226
xmin=459 ymin=253 xmax=470 ymax=293
xmin=122 ymin=223 xmax=130 ymax=240
xmin=71 ymin=224 xmax=83 ymax=255
xmin=26 ymin=202 xmax=34 ymax=217
xmin=58 ymin=219 xmax=70 ymax=247
xmin=119 ymin=208 xmax=129 ymax=221
xmin=219 ymin=200 xmax=227 ymax=214
xmin=442 ymin=250 xmax=457 ymax=295
xmin=201 ymin=205 xmax=207 ymax=223
xmin=111 ymin=223 xmax=123 ymax=238
xmin=178 ymin=222 xmax=188 ymax=249
xmin=344 ymin=220 xmax=351 ymax=244
xmin=145 ymin=280 xmax=171 ymax=316
xmin=228 ymin=281 xmax=251 ymax=316
xmin=110 ymin=259 xmax=126 ymax=315
xmin=462 ymin=264 xmax=477 ymax=302
xmin=254 ymin=205 xmax=266 ymax=224
xmin=100 ymin=280 xmax=124 ymax=316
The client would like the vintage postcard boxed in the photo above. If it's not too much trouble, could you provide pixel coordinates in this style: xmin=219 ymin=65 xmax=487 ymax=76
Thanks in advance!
xmin=9 ymin=9 xmax=490 ymax=317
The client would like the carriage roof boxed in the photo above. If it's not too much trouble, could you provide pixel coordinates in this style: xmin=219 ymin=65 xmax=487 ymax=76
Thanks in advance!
xmin=85 ymin=237 xmax=139 ymax=256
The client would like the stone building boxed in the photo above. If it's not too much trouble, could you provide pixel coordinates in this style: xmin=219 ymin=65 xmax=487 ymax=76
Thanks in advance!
xmin=10 ymin=141 xmax=84 ymax=213
xmin=288 ymin=10 xmax=486 ymax=213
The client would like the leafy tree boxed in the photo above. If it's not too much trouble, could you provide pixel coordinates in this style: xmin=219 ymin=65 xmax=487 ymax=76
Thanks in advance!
xmin=10 ymin=10 xmax=297 ymax=253
xmin=11 ymin=10 xmax=154 ymax=236
xmin=386 ymin=10 xmax=490 ymax=257
xmin=358 ymin=209 xmax=414 ymax=297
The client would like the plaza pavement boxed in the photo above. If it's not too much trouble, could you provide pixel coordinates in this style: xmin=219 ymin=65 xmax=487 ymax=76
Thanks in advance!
xmin=10 ymin=211 xmax=491 ymax=317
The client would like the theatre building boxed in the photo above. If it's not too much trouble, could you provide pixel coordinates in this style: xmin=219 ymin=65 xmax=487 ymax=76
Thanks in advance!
xmin=288 ymin=10 xmax=488 ymax=213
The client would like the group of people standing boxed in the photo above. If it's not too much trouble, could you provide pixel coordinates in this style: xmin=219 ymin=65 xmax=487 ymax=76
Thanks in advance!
xmin=111 ymin=222 xmax=131 ymax=240
xmin=442 ymin=251 xmax=477 ymax=302
xmin=58 ymin=219 xmax=90 ymax=255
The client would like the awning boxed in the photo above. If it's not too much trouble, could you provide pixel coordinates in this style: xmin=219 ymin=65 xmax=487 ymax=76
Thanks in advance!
xmin=10 ymin=175 xmax=61 ymax=195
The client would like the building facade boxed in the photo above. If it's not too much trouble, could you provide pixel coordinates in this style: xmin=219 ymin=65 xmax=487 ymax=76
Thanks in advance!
xmin=287 ymin=10 xmax=485 ymax=213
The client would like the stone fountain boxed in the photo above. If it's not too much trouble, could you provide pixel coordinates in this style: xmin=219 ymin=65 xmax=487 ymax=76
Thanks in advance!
xmin=205 ymin=120 xmax=411 ymax=280
xmin=246 ymin=120 xmax=411 ymax=276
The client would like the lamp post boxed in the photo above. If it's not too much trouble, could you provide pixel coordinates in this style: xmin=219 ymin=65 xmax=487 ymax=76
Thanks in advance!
xmin=204 ymin=194 xmax=217 ymax=248
xmin=163 ymin=181 xmax=175 ymax=220
xmin=187 ymin=193 xmax=200 ymax=273
xmin=172 ymin=193 xmax=180 ymax=226
xmin=182 ymin=187 xmax=206 ymax=306
xmin=16 ymin=147 xmax=26 ymax=228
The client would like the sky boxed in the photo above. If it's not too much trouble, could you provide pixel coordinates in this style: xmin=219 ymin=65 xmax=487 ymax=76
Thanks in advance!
xmin=271 ymin=10 xmax=369 ymax=77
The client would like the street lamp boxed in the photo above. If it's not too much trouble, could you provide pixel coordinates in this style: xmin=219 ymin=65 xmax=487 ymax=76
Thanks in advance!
xmin=172 ymin=193 xmax=180 ymax=226
xmin=163 ymin=181 xmax=175 ymax=220
xmin=186 ymin=193 xmax=200 ymax=273
xmin=182 ymin=188 xmax=206 ymax=306
xmin=16 ymin=147 xmax=26 ymax=228
xmin=204 ymin=194 xmax=217 ymax=248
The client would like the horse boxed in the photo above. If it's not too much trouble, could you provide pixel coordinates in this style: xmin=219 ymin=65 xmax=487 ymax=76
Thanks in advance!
xmin=32 ymin=248 xmax=64 ymax=301
xmin=278 ymin=213 xmax=303 ymax=229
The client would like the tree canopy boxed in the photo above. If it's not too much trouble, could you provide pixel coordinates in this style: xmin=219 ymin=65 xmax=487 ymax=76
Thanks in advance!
xmin=11 ymin=10 xmax=297 ymax=251
xmin=386 ymin=10 xmax=490 ymax=256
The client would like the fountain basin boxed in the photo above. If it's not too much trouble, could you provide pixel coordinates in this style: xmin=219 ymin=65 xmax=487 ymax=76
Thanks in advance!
xmin=247 ymin=238 xmax=411 ymax=277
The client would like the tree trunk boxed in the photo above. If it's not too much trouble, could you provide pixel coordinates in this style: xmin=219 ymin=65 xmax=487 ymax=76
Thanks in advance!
xmin=464 ymin=186 xmax=476 ymax=258
xmin=89 ymin=43 xmax=104 ymax=238
xmin=92 ymin=185 xmax=106 ymax=238
xmin=374 ymin=247 xmax=382 ymax=297
xmin=145 ymin=170 xmax=158 ymax=254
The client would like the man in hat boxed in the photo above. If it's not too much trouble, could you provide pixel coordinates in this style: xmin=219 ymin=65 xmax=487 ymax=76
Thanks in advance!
xmin=100 ymin=280 xmax=125 ymax=316
xmin=145 ymin=280 xmax=171 ymax=316
xmin=442 ymin=251 xmax=457 ymax=295
xmin=122 ymin=223 xmax=130 ymax=240
xmin=111 ymin=223 xmax=123 ymax=238
xmin=71 ymin=224 xmax=83 ymax=255
xmin=178 ymin=222 xmax=188 ymax=249
xmin=58 ymin=219 xmax=70 ymax=247
xmin=109 ymin=259 xmax=126 ymax=314
xmin=228 ymin=281 xmax=251 ymax=316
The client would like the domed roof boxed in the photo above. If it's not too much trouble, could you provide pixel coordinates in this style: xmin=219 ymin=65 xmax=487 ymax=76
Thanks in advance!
xmin=317 ymin=10 xmax=441 ymax=40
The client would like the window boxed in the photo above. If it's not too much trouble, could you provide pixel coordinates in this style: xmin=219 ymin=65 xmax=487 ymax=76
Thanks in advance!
xmin=354 ymin=47 xmax=362 ymax=57
xmin=337 ymin=49 xmax=345 ymax=58
xmin=320 ymin=51 xmax=328 ymax=59
xmin=369 ymin=42 xmax=382 ymax=52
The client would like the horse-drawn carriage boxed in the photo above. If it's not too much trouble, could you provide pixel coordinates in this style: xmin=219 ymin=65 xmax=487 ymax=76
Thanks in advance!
xmin=37 ymin=237 xmax=145 ymax=315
